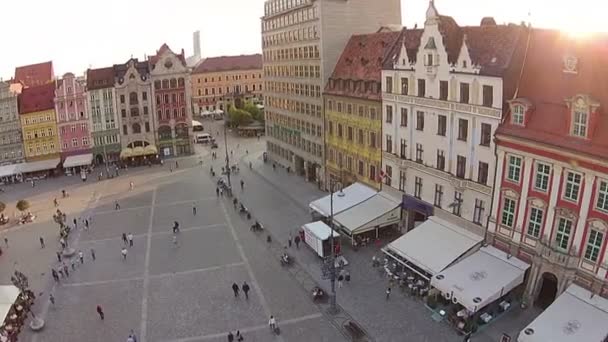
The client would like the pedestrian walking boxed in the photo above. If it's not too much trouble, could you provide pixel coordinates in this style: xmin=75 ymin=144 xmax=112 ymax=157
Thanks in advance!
xmin=3 ymin=237 xmax=7 ymax=247
xmin=216 ymin=188 xmax=220 ymax=197
xmin=268 ymin=315 xmax=277 ymax=331
xmin=193 ymin=205 xmax=197 ymax=216
xmin=129 ymin=330 xmax=137 ymax=342
xmin=236 ymin=330 xmax=243 ymax=341
xmin=115 ymin=201 xmax=121 ymax=210
xmin=39 ymin=236 xmax=45 ymax=248
xmin=227 ymin=331 xmax=234 ymax=342
xmin=58 ymin=268 xmax=64 ymax=278
xmin=170 ymin=165 xmax=173 ymax=172
xmin=240 ymin=179 xmax=244 ymax=190
xmin=79 ymin=250 xmax=84 ymax=264
xmin=71 ymin=258 xmax=77 ymax=270
xmin=385 ymin=287 xmax=391 ymax=300
xmin=96 ymin=305 xmax=105 ymax=320
xmin=73 ymin=218 xmax=77 ymax=229
xmin=49 ymin=294 xmax=55 ymax=306
xmin=338 ymin=274 xmax=344 ymax=288
xmin=175 ymin=161 xmax=179 ymax=169
xmin=288 ymin=235 xmax=292 ymax=248
xmin=173 ymin=221 xmax=180 ymax=233
xmin=85 ymin=219 xmax=89 ymax=230
xmin=51 ymin=269 xmax=59 ymax=282
xmin=130 ymin=181 xmax=134 ymax=190
xmin=294 ymin=235 xmax=301 ymax=249
xmin=122 ymin=233 xmax=128 ymax=245
xmin=172 ymin=234 xmax=178 ymax=246
xmin=232 ymin=283 xmax=240 ymax=297
xmin=127 ymin=233 xmax=134 ymax=247
xmin=127 ymin=336 xmax=135 ymax=342
xmin=242 ymin=282 xmax=250 ymax=300
xmin=91 ymin=248 xmax=96 ymax=261
xmin=220 ymin=187 xmax=224 ymax=196
xmin=63 ymin=263 xmax=69 ymax=277
xmin=60 ymin=238 xmax=66 ymax=249
xmin=121 ymin=247 xmax=128 ymax=260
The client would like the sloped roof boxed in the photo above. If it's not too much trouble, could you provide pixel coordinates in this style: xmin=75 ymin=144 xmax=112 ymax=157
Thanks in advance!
xmin=14 ymin=61 xmax=54 ymax=87
xmin=496 ymin=29 xmax=608 ymax=160
xmin=193 ymin=54 xmax=263 ymax=74
xmin=113 ymin=58 xmax=150 ymax=80
xmin=19 ymin=82 xmax=56 ymax=114
xmin=383 ymin=28 xmax=424 ymax=69
xmin=148 ymin=43 xmax=187 ymax=68
xmin=86 ymin=67 xmax=116 ymax=90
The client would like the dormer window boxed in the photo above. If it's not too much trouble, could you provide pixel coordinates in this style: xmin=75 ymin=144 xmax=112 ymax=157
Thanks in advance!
xmin=425 ymin=54 xmax=434 ymax=66
xmin=572 ymin=108 xmax=588 ymax=137
xmin=462 ymin=60 xmax=467 ymax=68
xmin=512 ymin=104 xmax=525 ymax=125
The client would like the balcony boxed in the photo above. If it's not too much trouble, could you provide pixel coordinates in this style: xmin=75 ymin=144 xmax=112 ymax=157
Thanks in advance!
xmin=535 ymin=237 xmax=580 ymax=269
xmin=425 ymin=65 xmax=437 ymax=77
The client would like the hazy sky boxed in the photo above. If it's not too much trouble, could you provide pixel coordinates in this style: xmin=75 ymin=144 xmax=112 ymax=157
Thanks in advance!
xmin=1 ymin=0 xmax=605 ymax=79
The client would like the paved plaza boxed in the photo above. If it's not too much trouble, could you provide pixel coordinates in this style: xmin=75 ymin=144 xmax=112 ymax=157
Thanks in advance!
xmin=0 ymin=121 xmax=539 ymax=341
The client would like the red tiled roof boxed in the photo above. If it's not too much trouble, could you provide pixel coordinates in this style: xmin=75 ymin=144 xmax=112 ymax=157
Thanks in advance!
xmin=86 ymin=67 xmax=116 ymax=90
xmin=14 ymin=61 xmax=54 ymax=87
xmin=383 ymin=28 xmax=424 ymax=69
xmin=325 ymin=31 xmax=402 ymax=100
xmin=149 ymin=43 xmax=187 ymax=68
xmin=193 ymin=54 xmax=262 ymax=74
xmin=19 ymin=82 xmax=56 ymax=114
xmin=496 ymin=29 xmax=608 ymax=160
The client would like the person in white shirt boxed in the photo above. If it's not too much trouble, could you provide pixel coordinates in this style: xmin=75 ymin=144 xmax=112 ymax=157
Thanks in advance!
xmin=268 ymin=315 xmax=277 ymax=331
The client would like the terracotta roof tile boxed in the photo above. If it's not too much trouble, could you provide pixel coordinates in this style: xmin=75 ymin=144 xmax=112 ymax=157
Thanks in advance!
xmin=86 ymin=67 xmax=116 ymax=90
xmin=14 ymin=61 xmax=54 ymax=87
xmin=19 ymin=82 xmax=56 ymax=114
xmin=193 ymin=54 xmax=262 ymax=74
xmin=462 ymin=25 xmax=524 ymax=76
xmin=497 ymin=29 xmax=608 ymax=160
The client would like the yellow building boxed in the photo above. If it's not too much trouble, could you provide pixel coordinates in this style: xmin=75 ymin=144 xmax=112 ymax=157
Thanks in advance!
xmin=324 ymin=31 xmax=401 ymax=189
xmin=191 ymin=54 xmax=263 ymax=114
xmin=19 ymin=83 xmax=60 ymax=161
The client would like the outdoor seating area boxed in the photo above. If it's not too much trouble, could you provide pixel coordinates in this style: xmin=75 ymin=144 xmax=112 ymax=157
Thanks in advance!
xmin=0 ymin=286 xmax=35 ymax=342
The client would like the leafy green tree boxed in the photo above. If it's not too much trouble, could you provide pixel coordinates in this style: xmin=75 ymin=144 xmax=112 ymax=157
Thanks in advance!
xmin=228 ymin=107 xmax=253 ymax=127
xmin=243 ymin=103 xmax=263 ymax=122
xmin=16 ymin=200 xmax=30 ymax=213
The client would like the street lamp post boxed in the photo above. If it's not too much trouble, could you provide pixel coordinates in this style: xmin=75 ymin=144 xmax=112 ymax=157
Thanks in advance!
xmin=328 ymin=178 xmax=344 ymax=314
xmin=223 ymin=114 xmax=232 ymax=190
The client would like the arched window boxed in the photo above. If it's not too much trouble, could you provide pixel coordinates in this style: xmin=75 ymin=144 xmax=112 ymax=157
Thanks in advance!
xmin=154 ymin=81 xmax=161 ymax=90
xmin=175 ymin=123 xmax=188 ymax=138
xmin=129 ymin=92 xmax=138 ymax=105
xmin=178 ymin=78 xmax=185 ymax=87
xmin=159 ymin=126 xmax=172 ymax=140
xmin=170 ymin=78 xmax=177 ymax=88
xmin=132 ymin=123 xmax=141 ymax=134
xmin=162 ymin=80 xmax=169 ymax=89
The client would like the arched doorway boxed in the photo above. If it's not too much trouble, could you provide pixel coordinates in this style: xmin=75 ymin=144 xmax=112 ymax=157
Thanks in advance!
xmin=95 ymin=154 xmax=104 ymax=165
xmin=535 ymin=272 xmax=558 ymax=309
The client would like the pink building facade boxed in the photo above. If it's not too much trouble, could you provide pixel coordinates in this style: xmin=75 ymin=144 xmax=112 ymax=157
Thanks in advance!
xmin=55 ymin=73 xmax=91 ymax=159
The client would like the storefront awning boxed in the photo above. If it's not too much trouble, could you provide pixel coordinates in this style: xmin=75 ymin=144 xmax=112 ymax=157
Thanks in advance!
xmin=386 ymin=216 xmax=483 ymax=277
xmin=144 ymin=145 xmax=158 ymax=155
xmin=431 ymin=246 xmax=529 ymax=313
xmin=333 ymin=191 xmax=401 ymax=236
xmin=303 ymin=221 xmax=340 ymax=240
xmin=18 ymin=158 xmax=60 ymax=173
xmin=0 ymin=164 xmax=21 ymax=178
xmin=120 ymin=148 xmax=133 ymax=159
xmin=309 ymin=182 xmax=377 ymax=217
xmin=518 ymin=284 xmax=608 ymax=342
xmin=63 ymin=153 xmax=93 ymax=169
xmin=0 ymin=285 xmax=20 ymax=322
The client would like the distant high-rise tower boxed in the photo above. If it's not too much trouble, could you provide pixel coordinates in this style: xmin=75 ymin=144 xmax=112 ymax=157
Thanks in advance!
xmin=187 ymin=31 xmax=203 ymax=67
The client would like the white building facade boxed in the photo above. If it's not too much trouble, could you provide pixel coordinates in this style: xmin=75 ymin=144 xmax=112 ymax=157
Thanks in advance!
xmin=381 ymin=3 xmax=525 ymax=235
xmin=0 ymin=81 xmax=24 ymax=165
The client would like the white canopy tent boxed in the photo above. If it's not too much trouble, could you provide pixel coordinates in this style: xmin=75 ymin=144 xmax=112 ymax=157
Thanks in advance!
xmin=62 ymin=153 xmax=93 ymax=169
xmin=302 ymin=221 xmax=340 ymax=258
xmin=0 ymin=285 xmax=20 ymax=323
xmin=18 ymin=158 xmax=60 ymax=174
xmin=518 ymin=284 xmax=608 ymax=342
xmin=384 ymin=216 xmax=483 ymax=279
xmin=214 ymin=109 xmax=224 ymax=115
xmin=431 ymin=246 xmax=529 ymax=313
xmin=309 ymin=182 xmax=377 ymax=218
xmin=333 ymin=191 xmax=401 ymax=237
xmin=0 ymin=164 xmax=20 ymax=178
xmin=200 ymin=110 xmax=212 ymax=117
xmin=303 ymin=221 xmax=340 ymax=240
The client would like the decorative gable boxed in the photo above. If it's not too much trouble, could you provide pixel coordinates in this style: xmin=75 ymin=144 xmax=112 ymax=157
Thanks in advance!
xmin=395 ymin=42 xmax=411 ymax=69
xmin=454 ymin=34 xmax=476 ymax=73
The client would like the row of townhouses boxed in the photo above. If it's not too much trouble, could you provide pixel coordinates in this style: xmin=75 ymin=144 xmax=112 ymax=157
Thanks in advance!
xmin=261 ymin=0 xmax=608 ymax=331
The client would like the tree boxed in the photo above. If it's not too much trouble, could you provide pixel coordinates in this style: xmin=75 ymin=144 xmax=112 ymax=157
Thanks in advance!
xmin=228 ymin=107 xmax=252 ymax=127
xmin=16 ymin=200 xmax=30 ymax=214
xmin=0 ymin=201 xmax=5 ymax=213
xmin=243 ymin=103 xmax=263 ymax=122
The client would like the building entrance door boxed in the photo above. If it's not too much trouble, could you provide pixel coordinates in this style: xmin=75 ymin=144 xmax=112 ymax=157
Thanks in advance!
xmin=535 ymin=272 xmax=558 ymax=309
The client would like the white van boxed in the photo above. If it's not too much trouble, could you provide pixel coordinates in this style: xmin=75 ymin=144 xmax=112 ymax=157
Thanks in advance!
xmin=195 ymin=133 xmax=212 ymax=144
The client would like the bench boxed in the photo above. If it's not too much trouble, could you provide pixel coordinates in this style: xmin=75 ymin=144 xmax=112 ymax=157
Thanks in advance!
xmin=343 ymin=320 xmax=367 ymax=341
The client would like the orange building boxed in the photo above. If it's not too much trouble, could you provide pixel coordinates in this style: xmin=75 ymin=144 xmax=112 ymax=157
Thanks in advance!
xmin=191 ymin=54 xmax=263 ymax=114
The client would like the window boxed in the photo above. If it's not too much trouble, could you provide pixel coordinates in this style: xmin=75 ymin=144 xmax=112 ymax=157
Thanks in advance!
xmin=439 ymin=80 xmax=448 ymax=100
xmin=453 ymin=191 xmax=463 ymax=216
xmin=120 ymin=95 xmax=125 ymax=104
xmin=71 ymin=138 xmax=78 ymax=147
xmin=564 ymin=171 xmax=582 ymax=201
xmin=400 ymin=139 xmax=407 ymax=158
xmin=82 ymin=137 xmax=89 ymax=146
xmin=132 ymin=123 xmax=141 ymax=134
xmin=385 ymin=135 xmax=392 ymax=153
xmin=369 ymin=164 xmax=376 ymax=181
xmin=328 ymin=121 xmax=333 ymax=135
xmin=400 ymin=108 xmax=407 ymax=127
xmin=369 ymin=132 xmax=377 ymax=148
xmin=414 ymin=177 xmax=422 ymax=198
xmin=555 ymin=217 xmax=573 ymax=251
xmin=437 ymin=115 xmax=446 ymax=136
xmin=458 ymin=119 xmax=468 ymax=141
xmin=417 ymin=79 xmax=426 ymax=97
xmin=507 ymin=156 xmax=522 ymax=183
xmin=482 ymin=85 xmax=493 ymax=107
xmin=480 ymin=123 xmax=491 ymax=146
xmin=416 ymin=144 xmax=423 ymax=163
xmin=358 ymin=160 xmax=364 ymax=176
xmin=456 ymin=155 xmax=466 ymax=179
xmin=337 ymin=124 xmax=343 ymax=138
xmin=121 ymin=109 xmax=127 ymax=118
xmin=384 ymin=165 xmax=392 ymax=186
xmin=416 ymin=111 xmax=424 ymax=131
xmin=357 ymin=129 xmax=364 ymax=145
xmin=434 ymin=184 xmax=443 ymax=207
xmin=436 ymin=150 xmax=445 ymax=171
xmin=501 ymin=198 xmax=516 ymax=227
xmin=512 ymin=105 xmax=525 ymax=125
xmin=385 ymin=105 xmax=393 ymax=123
xmin=399 ymin=171 xmax=406 ymax=191
xmin=425 ymin=53 xmax=433 ymax=66
xmin=478 ymin=162 xmax=489 ymax=185
xmin=597 ymin=181 xmax=608 ymax=211
xmin=534 ymin=163 xmax=551 ymax=192
xmin=459 ymin=83 xmax=469 ymax=103
xmin=400 ymin=78 xmax=408 ymax=95
xmin=145 ymin=122 xmax=150 ymax=132
xmin=143 ymin=106 xmax=149 ymax=115
xmin=347 ymin=126 xmax=353 ymax=141
xmin=572 ymin=109 xmax=588 ymax=137
xmin=473 ymin=199 xmax=485 ymax=225
xmin=527 ymin=207 xmax=543 ymax=238
xmin=385 ymin=76 xmax=393 ymax=93
xmin=122 ymin=125 xmax=128 ymax=135
xmin=584 ymin=230 xmax=604 ymax=262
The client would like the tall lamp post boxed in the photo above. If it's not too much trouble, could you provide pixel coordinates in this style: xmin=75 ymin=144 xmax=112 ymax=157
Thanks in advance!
xmin=223 ymin=108 xmax=232 ymax=190
xmin=328 ymin=178 xmax=344 ymax=314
